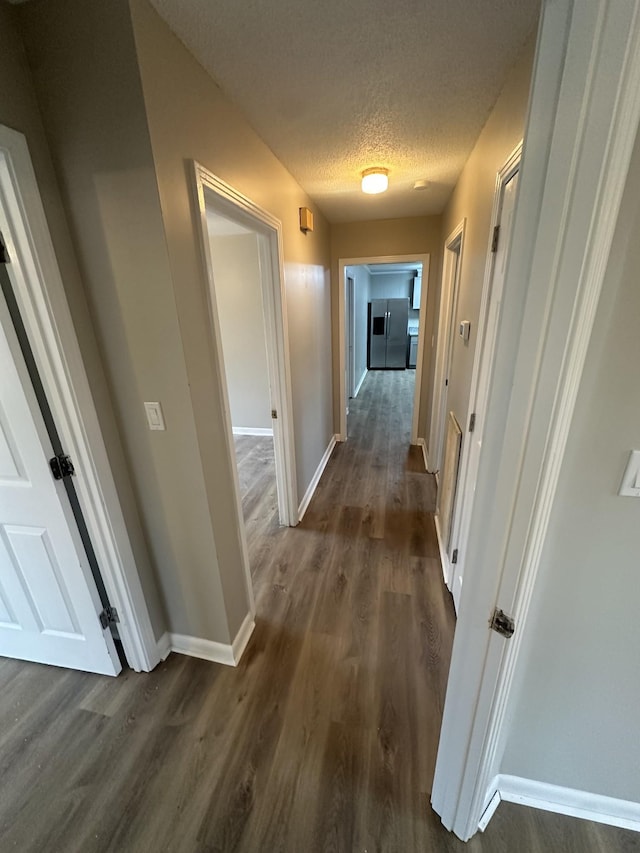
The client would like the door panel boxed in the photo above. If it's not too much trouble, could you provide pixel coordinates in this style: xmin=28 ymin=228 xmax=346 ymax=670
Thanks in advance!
xmin=451 ymin=169 xmax=520 ymax=610
xmin=0 ymin=290 xmax=120 ymax=675
xmin=386 ymin=298 xmax=409 ymax=368
xmin=369 ymin=299 xmax=387 ymax=368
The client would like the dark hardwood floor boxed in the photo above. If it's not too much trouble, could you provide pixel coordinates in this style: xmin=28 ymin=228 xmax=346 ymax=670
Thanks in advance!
xmin=1 ymin=370 xmax=638 ymax=851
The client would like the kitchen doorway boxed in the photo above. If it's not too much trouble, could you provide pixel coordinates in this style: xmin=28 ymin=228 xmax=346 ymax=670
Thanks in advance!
xmin=338 ymin=253 xmax=430 ymax=444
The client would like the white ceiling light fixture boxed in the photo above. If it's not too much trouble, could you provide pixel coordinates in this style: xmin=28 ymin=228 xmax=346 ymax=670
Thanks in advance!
xmin=361 ymin=167 xmax=389 ymax=194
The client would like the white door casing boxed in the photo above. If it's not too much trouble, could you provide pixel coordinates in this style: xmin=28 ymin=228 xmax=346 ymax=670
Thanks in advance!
xmin=448 ymin=147 xmax=521 ymax=611
xmin=0 ymin=285 xmax=120 ymax=675
xmin=347 ymin=275 xmax=355 ymax=398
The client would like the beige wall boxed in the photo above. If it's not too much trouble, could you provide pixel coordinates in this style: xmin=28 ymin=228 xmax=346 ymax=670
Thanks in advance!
xmin=331 ymin=216 xmax=442 ymax=437
xmin=129 ymin=0 xmax=333 ymax=507
xmin=426 ymin=37 xmax=536 ymax=451
xmin=501 ymin=125 xmax=640 ymax=804
xmin=18 ymin=0 xmax=240 ymax=643
xmin=0 ymin=2 xmax=166 ymax=639
xmin=209 ymin=233 xmax=271 ymax=431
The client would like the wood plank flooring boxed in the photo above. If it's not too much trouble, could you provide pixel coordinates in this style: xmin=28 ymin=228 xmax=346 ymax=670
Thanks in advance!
xmin=1 ymin=370 xmax=638 ymax=851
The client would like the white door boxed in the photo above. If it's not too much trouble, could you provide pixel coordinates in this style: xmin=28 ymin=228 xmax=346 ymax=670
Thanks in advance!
xmin=0 ymin=289 xmax=120 ymax=675
xmin=429 ymin=225 xmax=465 ymax=474
xmin=450 ymin=167 xmax=520 ymax=610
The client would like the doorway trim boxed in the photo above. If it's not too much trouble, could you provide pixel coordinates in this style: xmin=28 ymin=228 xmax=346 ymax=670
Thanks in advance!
xmin=0 ymin=124 xmax=159 ymax=673
xmin=427 ymin=221 xmax=465 ymax=475
xmin=431 ymin=0 xmax=640 ymax=840
xmin=447 ymin=142 xmax=522 ymax=606
xmin=192 ymin=162 xmax=298 ymax=539
xmin=337 ymin=253 xmax=430 ymax=443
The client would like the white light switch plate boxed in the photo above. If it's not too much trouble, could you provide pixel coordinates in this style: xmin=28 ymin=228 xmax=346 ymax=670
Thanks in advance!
xmin=618 ymin=450 xmax=640 ymax=497
xmin=144 ymin=401 xmax=165 ymax=431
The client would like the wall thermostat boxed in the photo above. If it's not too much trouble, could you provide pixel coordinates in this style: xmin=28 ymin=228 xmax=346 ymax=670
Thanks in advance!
xmin=459 ymin=320 xmax=471 ymax=343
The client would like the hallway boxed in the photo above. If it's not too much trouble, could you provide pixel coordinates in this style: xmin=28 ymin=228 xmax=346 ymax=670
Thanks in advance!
xmin=0 ymin=372 xmax=637 ymax=851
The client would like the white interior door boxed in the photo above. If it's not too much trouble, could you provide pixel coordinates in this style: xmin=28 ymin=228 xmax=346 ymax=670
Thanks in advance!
xmin=429 ymin=225 xmax=464 ymax=473
xmin=0 ymin=289 xmax=120 ymax=675
xmin=450 ymin=168 xmax=520 ymax=610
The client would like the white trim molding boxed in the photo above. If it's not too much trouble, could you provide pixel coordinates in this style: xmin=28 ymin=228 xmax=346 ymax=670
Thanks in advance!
xmin=353 ymin=368 xmax=368 ymax=398
xmin=417 ymin=437 xmax=429 ymax=473
xmin=158 ymin=611 xmax=255 ymax=668
xmin=433 ymin=512 xmax=451 ymax=588
xmin=494 ymin=776 xmax=640 ymax=835
xmin=298 ymin=434 xmax=337 ymax=522
xmin=432 ymin=0 xmax=640 ymax=841
xmin=232 ymin=426 xmax=274 ymax=437
xmin=0 ymin=124 xmax=159 ymax=673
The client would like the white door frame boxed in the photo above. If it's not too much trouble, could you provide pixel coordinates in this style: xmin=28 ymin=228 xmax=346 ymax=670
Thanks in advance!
xmin=0 ymin=125 xmax=159 ymax=673
xmin=338 ymin=253 xmax=430 ymax=443
xmin=432 ymin=0 xmax=640 ymax=840
xmin=447 ymin=143 xmax=522 ymax=607
xmin=346 ymin=274 xmax=356 ymax=398
xmin=427 ymin=221 xmax=465 ymax=474
xmin=192 ymin=163 xmax=298 ymax=540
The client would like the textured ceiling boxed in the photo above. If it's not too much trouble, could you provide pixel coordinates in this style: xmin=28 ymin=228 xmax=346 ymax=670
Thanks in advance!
xmin=150 ymin=0 xmax=540 ymax=223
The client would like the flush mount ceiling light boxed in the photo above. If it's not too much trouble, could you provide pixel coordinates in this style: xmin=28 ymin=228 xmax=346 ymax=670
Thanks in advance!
xmin=361 ymin=167 xmax=389 ymax=194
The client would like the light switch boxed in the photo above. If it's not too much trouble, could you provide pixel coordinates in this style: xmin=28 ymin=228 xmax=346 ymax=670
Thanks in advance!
xmin=144 ymin=401 xmax=165 ymax=431
xmin=618 ymin=450 xmax=640 ymax=497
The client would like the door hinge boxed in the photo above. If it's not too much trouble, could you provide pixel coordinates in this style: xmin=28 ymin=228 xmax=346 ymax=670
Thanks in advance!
xmin=0 ymin=232 xmax=9 ymax=264
xmin=489 ymin=607 xmax=515 ymax=638
xmin=451 ymin=548 xmax=458 ymax=564
xmin=469 ymin=413 xmax=476 ymax=433
xmin=491 ymin=225 xmax=500 ymax=253
xmin=99 ymin=606 xmax=119 ymax=630
xmin=271 ymin=409 xmax=278 ymax=419
xmin=49 ymin=454 xmax=75 ymax=480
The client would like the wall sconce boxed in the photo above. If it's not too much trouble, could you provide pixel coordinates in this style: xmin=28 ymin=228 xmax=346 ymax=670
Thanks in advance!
xmin=361 ymin=167 xmax=389 ymax=194
xmin=299 ymin=207 xmax=314 ymax=232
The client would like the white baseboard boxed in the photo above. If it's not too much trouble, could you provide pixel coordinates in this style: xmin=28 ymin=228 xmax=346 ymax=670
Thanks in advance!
xmin=478 ymin=790 xmax=501 ymax=832
xmin=231 ymin=610 xmax=255 ymax=663
xmin=434 ymin=512 xmax=452 ymax=589
xmin=232 ymin=427 xmax=273 ymax=436
xmin=417 ymin=437 xmax=429 ymax=472
xmin=156 ymin=611 xmax=255 ymax=668
xmin=492 ymin=774 xmax=640 ymax=834
xmin=156 ymin=631 xmax=171 ymax=662
xmin=353 ymin=369 xmax=368 ymax=398
xmin=298 ymin=434 xmax=338 ymax=522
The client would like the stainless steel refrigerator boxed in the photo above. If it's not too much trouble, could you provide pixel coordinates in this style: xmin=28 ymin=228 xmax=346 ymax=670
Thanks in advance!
xmin=368 ymin=298 xmax=409 ymax=369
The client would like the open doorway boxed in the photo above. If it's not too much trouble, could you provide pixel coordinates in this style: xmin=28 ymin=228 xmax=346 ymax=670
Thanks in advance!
xmin=192 ymin=165 xmax=298 ymax=587
xmin=338 ymin=254 xmax=430 ymax=444
xmin=205 ymin=210 xmax=280 ymax=555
